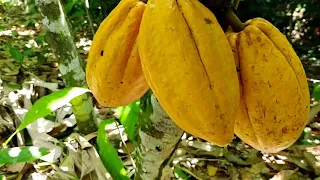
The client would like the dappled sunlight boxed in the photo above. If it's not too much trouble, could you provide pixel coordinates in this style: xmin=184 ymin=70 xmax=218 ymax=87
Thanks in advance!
xmin=16 ymin=132 xmax=24 ymax=146
xmin=262 ymin=153 xmax=286 ymax=165
xmin=0 ymin=26 xmax=36 ymax=37
xmin=62 ymin=116 xmax=77 ymax=127
xmin=29 ymin=146 xmax=43 ymax=157
xmin=39 ymin=147 xmax=62 ymax=163
xmin=60 ymin=165 xmax=69 ymax=172
xmin=76 ymin=37 xmax=92 ymax=51
xmin=28 ymin=118 xmax=55 ymax=133
xmin=8 ymin=147 xmax=22 ymax=158
xmin=25 ymin=39 xmax=39 ymax=48
xmin=104 ymin=172 xmax=111 ymax=179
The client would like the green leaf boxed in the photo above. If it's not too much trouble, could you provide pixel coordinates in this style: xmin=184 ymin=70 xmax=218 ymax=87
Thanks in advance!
xmin=174 ymin=167 xmax=190 ymax=180
xmin=19 ymin=87 xmax=89 ymax=132
xmin=312 ymin=82 xmax=320 ymax=100
xmin=116 ymin=101 xmax=140 ymax=142
xmin=97 ymin=120 xmax=130 ymax=180
xmin=22 ymin=47 xmax=34 ymax=57
xmin=69 ymin=10 xmax=86 ymax=19
xmin=0 ymin=146 xmax=49 ymax=164
xmin=9 ymin=47 xmax=23 ymax=63
xmin=11 ymin=30 xmax=18 ymax=37
xmin=64 ymin=0 xmax=78 ymax=13
xmin=4 ymin=87 xmax=90 ymax=146
xmin=5 ymin=83 xmax=22 ymax=90
xmin=37 ymin=54 xmax=46 ymax=65
xmin=0 ymin=25 xmax=6 ymax=31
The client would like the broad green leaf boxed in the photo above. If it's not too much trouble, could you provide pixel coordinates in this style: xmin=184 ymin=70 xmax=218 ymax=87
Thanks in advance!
xmin=174 ymin=167 xmax=190 ymax=180
xmin=18 ymin=87 xmax=89 ymax=132
xmin=116 ymin=101 xmax=140 ymax=142
xmin=0 ymin=147 xmax=49 ymax=164
xmin=9 ymin=47 xmax=23 ymax=63
xmin=4 ymin=87 xmax=90 ymax=146
xmin=97 ymin=120 xmax=130 ymax=180
xmin=312 ymin=82 xmax=320 ymax=100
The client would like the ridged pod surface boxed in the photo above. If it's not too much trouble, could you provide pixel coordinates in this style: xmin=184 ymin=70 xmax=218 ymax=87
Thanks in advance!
xmin=86 ymin=0 xmax=148 ymax=107
xmin=226 ymin=18 xmax=310 ymax=153
xmin=138 ymin=0 xmax=240 ymax=146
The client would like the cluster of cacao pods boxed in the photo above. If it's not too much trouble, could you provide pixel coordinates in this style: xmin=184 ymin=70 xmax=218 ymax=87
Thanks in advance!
xmin=86 ymin=0 xmax=310 ymax=153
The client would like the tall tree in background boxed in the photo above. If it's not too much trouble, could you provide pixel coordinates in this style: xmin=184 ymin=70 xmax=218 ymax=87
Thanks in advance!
xmin=35 ymin=0 xmax=98 ymax=135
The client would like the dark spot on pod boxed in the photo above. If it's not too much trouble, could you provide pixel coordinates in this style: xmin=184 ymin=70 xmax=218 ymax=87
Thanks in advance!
xmin=204 ymin=18 xmax=212 ymax=24
xmin=120 ymin=81 xmax=123 ymax=84
xmin=155 ymin=146 xmax=161 ymax=152
xmin=257 ymin=36 xmax=261 ymax=42
xmin=100 ymin=50 xmax=104 ymax=56
xmin=236 ymin=67 xmax=240 ymax=72
xmin=282 ymin=127 xmax=288 ymax=134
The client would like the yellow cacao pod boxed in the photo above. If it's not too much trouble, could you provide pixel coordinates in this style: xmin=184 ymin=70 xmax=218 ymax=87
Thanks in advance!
xmin=86 ymin=0 xmax=149 ymax=107
xmin=226 ymin=18 xmax=310 ymax=153
xmin=138 ymin=0 xmax=240 ymax=146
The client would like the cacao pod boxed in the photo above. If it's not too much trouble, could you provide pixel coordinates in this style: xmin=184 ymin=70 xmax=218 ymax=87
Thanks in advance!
xmin=138 ymin=0 xmax=240 ymax=146
xmin=226 ymin=18 xmax=310 ymax=153
xmin=86 ymin=0 xmax=149 ymax=107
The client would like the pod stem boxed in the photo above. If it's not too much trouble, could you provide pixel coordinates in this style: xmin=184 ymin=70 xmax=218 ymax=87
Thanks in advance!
xmin=224 ymin=7 xmax=245 ymax=32
xmin=231 ymin=0 xmax=240 ymax=9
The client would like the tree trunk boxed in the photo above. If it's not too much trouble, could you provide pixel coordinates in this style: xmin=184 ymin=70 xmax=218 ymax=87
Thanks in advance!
xmin=35 ymin=0 xmax=97 ymax=135
xmin=134 ymin=92 xmax=184 ymax=180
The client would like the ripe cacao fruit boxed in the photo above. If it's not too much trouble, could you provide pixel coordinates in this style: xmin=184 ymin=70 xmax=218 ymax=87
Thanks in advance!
xmin=226 ymin=18 xmax=310 ymax=153
xmin=86 ymin=0 xmax=149 ymax=107
xmin=138 ymin=0 xmax=240 ymax=146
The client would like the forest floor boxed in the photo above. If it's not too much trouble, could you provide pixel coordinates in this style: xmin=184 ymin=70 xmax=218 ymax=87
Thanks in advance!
xmin=1 ymin=4 xmax=320 ymax=180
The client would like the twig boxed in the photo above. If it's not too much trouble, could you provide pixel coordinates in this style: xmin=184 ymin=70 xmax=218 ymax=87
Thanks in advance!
xmin=176 ymin=165 xmax=203 ymax=180
xmin=84 ymin=0 xmax=95 ymax=36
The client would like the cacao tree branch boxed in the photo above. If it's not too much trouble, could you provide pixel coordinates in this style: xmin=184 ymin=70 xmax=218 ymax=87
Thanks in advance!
xmin=35 ymin=0 xmax=98 ymax=135
xmin=134 ymin=92 xmax=184 ymax=180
